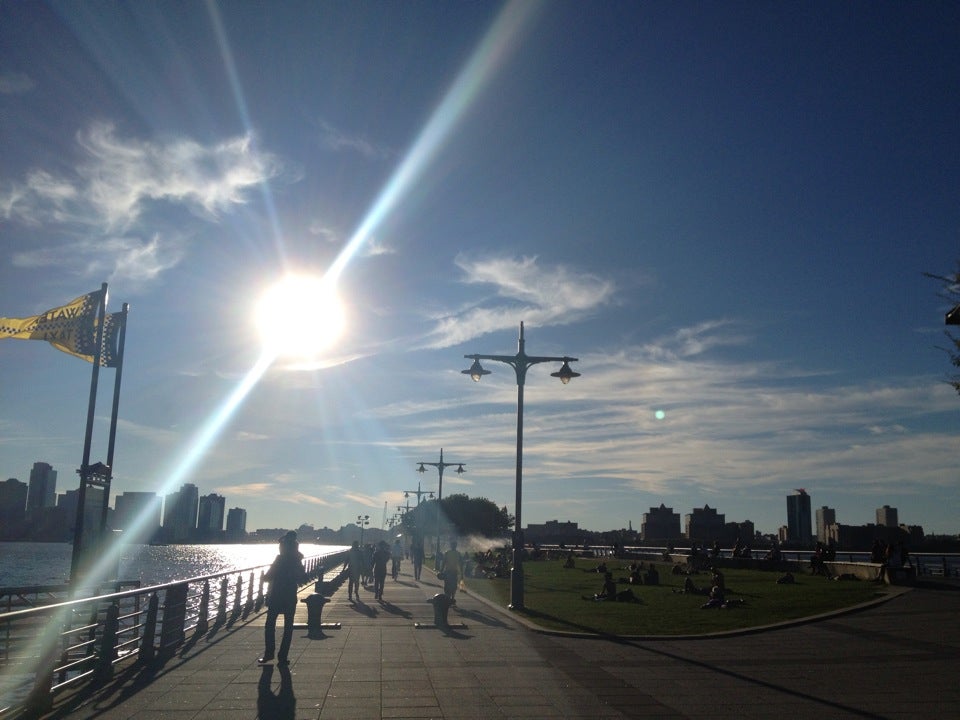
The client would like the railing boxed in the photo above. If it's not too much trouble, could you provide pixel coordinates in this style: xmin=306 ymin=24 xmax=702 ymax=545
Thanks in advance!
xmin=0 ymin=549 xmax=346 ymax=719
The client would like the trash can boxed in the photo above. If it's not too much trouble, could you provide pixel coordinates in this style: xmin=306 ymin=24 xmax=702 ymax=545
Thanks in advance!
xmin=428 ymin=593 xmax=454 ymax=627
xmin=301 ymin=594 xmax=329 ymax=637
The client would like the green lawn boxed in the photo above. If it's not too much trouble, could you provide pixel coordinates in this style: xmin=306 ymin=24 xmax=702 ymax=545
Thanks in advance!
xmin=462 ymin=557 xmax=889 ymax=636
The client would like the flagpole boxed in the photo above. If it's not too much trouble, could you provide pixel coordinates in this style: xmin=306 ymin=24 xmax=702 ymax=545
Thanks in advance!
xmin=99 ymin=303 xmax=128 ymax=536
xmin=70 ymin=283 xmax=108 ymax=586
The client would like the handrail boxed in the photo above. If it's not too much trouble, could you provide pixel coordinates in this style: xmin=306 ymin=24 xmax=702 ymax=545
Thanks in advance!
xmin=0 ymin=548 xmax=348 ymax=719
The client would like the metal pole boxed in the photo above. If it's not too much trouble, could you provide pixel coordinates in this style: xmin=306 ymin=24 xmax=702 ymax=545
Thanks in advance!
xmin=511 ymin=379 xmax=525 ymax=609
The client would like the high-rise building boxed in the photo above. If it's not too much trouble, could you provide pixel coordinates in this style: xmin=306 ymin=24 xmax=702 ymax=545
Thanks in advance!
xmin=197 ymin=493 xmax=226 ymax=540
xmin=163 ymin=483 xmax=199 ymax=542
xmin=26 ymin=461 xmax=57 ymax=513
xmin=876 ymin=505 xmax=898 ymax=528
xmin=0 ymin=478 xmax=28 ymax=531
xmin=815 ymin=506 xmax=836 ymax=543
xmin=113 ymin=492 xmax=162 ymax=541
xmin=786 ymin=489 xmax=813 ymax=546
xmin=641 ymin=504 xmax=681 ymax=541
xmin=58 ymin=486 xmax=106 ymax=546
xmin=685 ymin=505 xmax=726 ymax=543
xmin=225 ymin=507 xmax=247 ymax=541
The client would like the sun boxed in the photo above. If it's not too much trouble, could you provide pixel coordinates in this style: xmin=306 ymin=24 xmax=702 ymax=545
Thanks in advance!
xmin=255 ymin=274 xmax=346 ymax=360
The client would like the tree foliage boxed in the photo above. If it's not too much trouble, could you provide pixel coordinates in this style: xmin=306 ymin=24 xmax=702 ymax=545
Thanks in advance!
xmin=924 ymin=263 xmax=960 ymax=396
xmin=401 ymin=493 xmax=513 ymax=539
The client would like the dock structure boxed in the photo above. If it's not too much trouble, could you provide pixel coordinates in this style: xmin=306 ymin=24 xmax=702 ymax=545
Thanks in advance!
xmin=28 ymin=566 xmax=960 ymax=720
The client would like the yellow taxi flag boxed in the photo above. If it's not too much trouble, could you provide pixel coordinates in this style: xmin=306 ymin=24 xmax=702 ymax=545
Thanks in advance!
xmin=0 ymin=290 xmax=104 ymax=362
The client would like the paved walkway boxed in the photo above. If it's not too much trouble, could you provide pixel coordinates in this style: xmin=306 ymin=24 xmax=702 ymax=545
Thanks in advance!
xmin=41 ymin=567 xmax=960 ymax=720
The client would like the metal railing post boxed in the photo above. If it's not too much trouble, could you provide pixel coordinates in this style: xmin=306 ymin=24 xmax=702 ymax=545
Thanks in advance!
xmin=216 ymin=577 xmax=229 ymax=626
xmin=256 ymin=570 xmax=265 ymax=611
xmin=95 ymin=603 xmax=119 ymax=682
xmin=245 ymin=572 xmax=254 ymax=615
xmin=197 ymin=580 xmax=210 ymax=634
xmin=230 ymin=576 xmax=243 ymax=621
xmin=139 ymin=592 xmax=159 ymax=663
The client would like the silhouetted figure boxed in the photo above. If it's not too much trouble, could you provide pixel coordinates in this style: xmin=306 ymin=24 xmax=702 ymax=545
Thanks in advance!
xmin=372 ymin=540 xmax=390 ymax=600
xmin=440 ymin=540 xmax=463 ymax=601
xmin=347 ymin=540 xmax=363 ymax=602
xmin=411 ymin=535 xmax=425 ymax=580
xmin=260 ymin=532 xmax=305 ymax=665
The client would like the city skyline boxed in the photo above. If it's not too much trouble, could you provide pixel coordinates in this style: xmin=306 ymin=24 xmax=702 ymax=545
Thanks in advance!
xmin=0 ymin=461 xmax=934 ymax=539
xmin=1 ymin=3 xmax=959 ymax=536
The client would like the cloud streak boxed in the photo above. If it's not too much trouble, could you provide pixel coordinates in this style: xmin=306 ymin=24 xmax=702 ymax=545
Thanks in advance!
xmin=421 ymin=255 xmax=615 ymax=348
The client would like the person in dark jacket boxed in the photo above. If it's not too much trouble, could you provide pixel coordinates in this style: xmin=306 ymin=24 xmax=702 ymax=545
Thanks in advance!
xmin=259 ymin=531 xmax=305 ymax=665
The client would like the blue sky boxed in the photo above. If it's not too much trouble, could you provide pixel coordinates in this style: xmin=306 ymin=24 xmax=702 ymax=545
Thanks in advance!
xmin=1 ymin=1 xmax=958 ymax=537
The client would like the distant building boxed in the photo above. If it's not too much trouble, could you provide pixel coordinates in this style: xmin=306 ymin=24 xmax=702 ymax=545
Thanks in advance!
xmin=197 ymin=493 xmax=226 ymax=541
xmin=58 ymin=486 xmax=106 ymax=546
xmin=225 ymin=507 xmax=248 ymax=541
xmin=641 ymin=504 xmax=681 ymax=541
xmin=815 ymin=506 xmax=836 ymax=544
xmin=163 ymin=483 xmax=199 ymax=542
xmin=876 ymin=505 xmax=898 ymax=528
xmin=525 ymin=520 xmax=584 ymax=545
xmin=0 ymin=478 xmax=28 ymax=532
xmin=26 ymin=461 xmax=57 ymax=514
xmin=786 ymin=489 xmax=813 ymax=546
xmin=685 ymin=505 xmax=725 ymax=543
xmin=113 ymin=492 xmax=162 ymax=542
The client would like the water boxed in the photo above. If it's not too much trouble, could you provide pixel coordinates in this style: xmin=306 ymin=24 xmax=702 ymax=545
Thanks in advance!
xmin=0 ymin=541 xmax=348 ymax=589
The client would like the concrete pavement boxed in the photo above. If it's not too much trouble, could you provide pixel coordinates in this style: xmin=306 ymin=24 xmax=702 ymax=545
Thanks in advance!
xmin=39 ymin=564 xmax=960 ymax=719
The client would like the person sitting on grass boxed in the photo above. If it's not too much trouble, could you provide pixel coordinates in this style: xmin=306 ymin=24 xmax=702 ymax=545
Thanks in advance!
xmin=700 ymin=585 xmax=726 ymax=609
xmin=583 ymin=571 xmax=617 ymax=601
xmin=563 ymin=552 xmax=576 ymax=569
xmin=644 ymin=564 xmax=660 ymax=586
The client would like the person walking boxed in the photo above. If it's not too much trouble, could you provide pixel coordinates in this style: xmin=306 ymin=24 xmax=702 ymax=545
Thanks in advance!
xmin=410 ymin=534 xmax=425 ymax=581
xmin=440 ymin=539 xmax=463 ymax=602
xmin=259 ymin=531 xmax=305 ymax=665
xmin=347 ymin=540 xmax=363 ymax=602
xmin=391 ymin=538 xmax=404 ymax=580
xmin=372 ymin=540 xmax=390 ymax=600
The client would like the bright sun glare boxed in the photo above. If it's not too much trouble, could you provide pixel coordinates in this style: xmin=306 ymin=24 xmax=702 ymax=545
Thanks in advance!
xmin=255 ymin=275 xmax=346 ymax=360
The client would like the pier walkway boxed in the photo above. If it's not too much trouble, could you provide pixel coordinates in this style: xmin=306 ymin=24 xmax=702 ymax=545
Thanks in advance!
xmin=40 ymin=567 xmax=959 ymax=719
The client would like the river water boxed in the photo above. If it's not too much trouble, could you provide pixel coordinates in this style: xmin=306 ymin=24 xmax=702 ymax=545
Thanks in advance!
xmin=0 ymin=541 xmax=347 ymax=588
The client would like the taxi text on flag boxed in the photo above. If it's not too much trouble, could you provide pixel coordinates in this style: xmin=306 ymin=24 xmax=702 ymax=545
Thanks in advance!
xmin=0 ymin=290 xmax=118 ymax=364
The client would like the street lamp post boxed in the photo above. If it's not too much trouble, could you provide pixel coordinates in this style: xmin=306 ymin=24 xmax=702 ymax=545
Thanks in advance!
xmin=357 ymin=514 xmax=370 ymax=544
xmin=462 ymin=321 xmax=580 ymax=610
xmin=415 ymin=449 xmax=466 ymax=569
xmin=402 ymin=481 xmax=435 ymax=507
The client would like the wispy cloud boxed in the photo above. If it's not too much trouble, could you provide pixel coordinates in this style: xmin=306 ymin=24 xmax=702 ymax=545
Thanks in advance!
xmin=422 ymin=255 xmax=615 ymax=348
xmin=318 ymin=119 xmax=394 ymax=160
xmin=0 ymin=71 xmax=35 ymax=95
xmin=0 ymin=122 xmax=281 ymax=283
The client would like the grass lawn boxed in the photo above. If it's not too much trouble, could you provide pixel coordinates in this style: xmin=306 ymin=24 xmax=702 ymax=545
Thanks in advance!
xmin=462 ymin=557 xmax=890 ymax=636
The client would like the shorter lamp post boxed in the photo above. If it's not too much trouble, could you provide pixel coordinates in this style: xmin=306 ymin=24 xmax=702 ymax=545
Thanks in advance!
xmin=415 ymin=449 xmax=466 ymax=568
xmin=462 ymin=321 xmax=579 ymax=610
xmin=357 ymin=514 xmax=370 ymax=544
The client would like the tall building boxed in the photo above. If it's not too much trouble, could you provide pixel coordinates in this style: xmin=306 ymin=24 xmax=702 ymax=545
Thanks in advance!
xmin=685 ymin=505 xmax=726 ymax=543
xmin=641 ymin=504 xmax=681 ymax=541
xmin=58 ymin=486 xmax=106 ymax=546
xmin=786 ymin=489 xmax=813 ymax=546
xmin=163 ymin=483 xmax=199 ymax=542
xmin=876 ymin=505 xmax=898 ymax=528
xmin=197 ymin=493 xmax=226 ymax=541
xmin=815 ymin=506 xmax=836 ymax=543
xmin=113 ymin=491 xmax=162 ymax=542
xmin=0 ymin=478 xmax=28 ymax=532
xmin=225 ymin=507 xmax=247 ymax=541
xmin=26 ymin=461 xmax=57 ymax=513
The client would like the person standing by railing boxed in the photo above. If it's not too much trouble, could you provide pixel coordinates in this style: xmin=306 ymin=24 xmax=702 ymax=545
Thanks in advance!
xmin=259 ymin=532 xmax=305 ymax=665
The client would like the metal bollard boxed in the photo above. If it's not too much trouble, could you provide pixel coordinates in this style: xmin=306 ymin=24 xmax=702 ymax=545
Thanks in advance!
xmin=301 ymin=594 xmax=329 ymax=637
xmin=428 ymin=593 xmax=454 ymax=627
